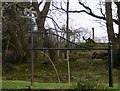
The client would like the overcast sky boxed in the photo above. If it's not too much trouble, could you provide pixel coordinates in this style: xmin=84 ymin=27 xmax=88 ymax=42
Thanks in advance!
xmin=44 ymin=0 xmax=109 ymax=42
xmin=69 ymin=0 xmax=108 ymax=37
xmin=45 ymin=0 xmax=119 ymax=42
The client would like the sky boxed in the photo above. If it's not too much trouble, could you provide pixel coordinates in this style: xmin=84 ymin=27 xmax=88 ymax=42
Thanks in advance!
xmin=69 ymin=0 xmax=108 ymax=38
xmin=45 ymin=0 xmax=119 ymax=42
xmin=44 ymin=0 xmax=110 ymax=42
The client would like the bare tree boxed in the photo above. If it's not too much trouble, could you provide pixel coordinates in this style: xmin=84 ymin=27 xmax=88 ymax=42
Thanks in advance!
xmin=2 ymin=3 xmax=30 ymax=62
xmin=32 ymin=0 xmax=58 ymax=63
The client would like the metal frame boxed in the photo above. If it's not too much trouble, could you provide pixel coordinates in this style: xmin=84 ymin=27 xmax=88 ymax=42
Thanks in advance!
xmin=108 ymin=42 xmax=113 ymax=87
xmin=29 ymin=31 xmax=113 ymax=88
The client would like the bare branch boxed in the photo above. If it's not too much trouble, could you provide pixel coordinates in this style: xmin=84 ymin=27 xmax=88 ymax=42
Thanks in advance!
xmin=69 ymin=1 xmax=119 ymax=25
xmin=113 ymin=1 xmax=120 ymax=34
xmin=99 ymin=0 xmax=106 ymax=17
xmin=32 ymin=1 xmax=39 ymax=12
xmin=38 ymin=0 xmax=44 ymax=6
xmin=51 ymin=2 xmax=66 ymax=12
xmin=42 ymin=1 xmax=51 ymax=16
xmin=46 ymin=16 xmax=63 ymax=30
xmin=78 ymin=1 xmax=92 ymax=13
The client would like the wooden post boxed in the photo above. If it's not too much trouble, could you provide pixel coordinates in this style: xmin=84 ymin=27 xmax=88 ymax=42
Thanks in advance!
xmin=0 ymin=2 xmax=2 ymax=89
xmin=67 ymin=50 xmax=70 ymax=84
xmin=66 ymin=0 xmax=70 ymax=85
xmin=31 ymin=30 xmax=34 ymax=88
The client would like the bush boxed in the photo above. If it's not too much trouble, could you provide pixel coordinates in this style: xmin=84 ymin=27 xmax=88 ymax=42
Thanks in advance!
xmin=75 ymin=43 xmax=96 ymax=49
xmin=75 ymin=76 xmax=108 ymax=90
xmin=3 ymin=63 xmax=14 ymax=71
xmin=69 ymin=53 xmax=79 ymax=61
xmin=3 ymin=54 xmax=19 ymax=64
xmin=83 ymin=43 xmax=96 ymax=47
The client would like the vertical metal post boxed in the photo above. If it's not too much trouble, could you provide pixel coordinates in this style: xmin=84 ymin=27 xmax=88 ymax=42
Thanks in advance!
xmin=31 ymin=31 xmax=34 ymax=88
xmin=108 ymin=41 xmax=113 ymax=87
xmin=92 ymin=27 xmax=94 ymax=41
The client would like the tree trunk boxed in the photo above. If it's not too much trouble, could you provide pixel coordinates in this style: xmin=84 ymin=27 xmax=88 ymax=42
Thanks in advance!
xmin=112 ymin=37 xmax=120 ymax=67
xmin=7 ymin=22 xmax=24 ymax=60
xmin=32 ymin=1 xmax=58 ymax=63
xmin=4 ymin=3 xmax=29 ymax=62
xmin=105 ymin=1 xmax=120 ymax=67
xmin=17 ymin=17 xmax=30 ymax=61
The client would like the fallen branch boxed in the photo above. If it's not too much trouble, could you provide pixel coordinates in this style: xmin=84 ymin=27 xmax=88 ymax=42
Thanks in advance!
xmin=40 ymin=51 xmax=61 ymax=83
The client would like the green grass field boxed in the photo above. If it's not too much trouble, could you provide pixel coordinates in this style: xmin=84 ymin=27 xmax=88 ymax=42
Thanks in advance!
xmin=2 ymin=80 xmax=120 ymax=89
xmin=2 ymin=80 xmax=74 ymax=89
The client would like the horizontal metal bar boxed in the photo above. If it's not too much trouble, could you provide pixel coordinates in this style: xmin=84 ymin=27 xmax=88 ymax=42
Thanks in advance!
xmin=28 ymin=47 xmax=108 ymax=50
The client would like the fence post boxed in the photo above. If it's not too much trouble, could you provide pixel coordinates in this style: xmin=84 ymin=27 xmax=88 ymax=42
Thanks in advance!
xmin=108 ymin=41 xmax=113 ymax=87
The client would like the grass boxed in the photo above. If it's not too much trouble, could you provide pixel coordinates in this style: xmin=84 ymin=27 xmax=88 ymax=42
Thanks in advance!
xmin=2 ymin=80 xmax=30 ymax=89
xmin=2 ymin=80 xmax=75 ymax=89
xmin=103 ymin=83 xmax=119 ymax=90
xmin=2 ymin=80 xmax=120 ymax=90
xmin=2 ymin=50 xmax=120 ymax=89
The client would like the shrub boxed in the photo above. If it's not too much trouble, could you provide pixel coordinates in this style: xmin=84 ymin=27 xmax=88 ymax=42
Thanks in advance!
xmin=3 ymin=63 xmax=14 ymax=71
xmin=75 ymin=76 xmax=108 ymax=90
xmin=83 ymin=43 xmax=96 ymax=47
xmin=69 ymin=53 xmax=79 ymax=61
xmin=3 ymin=54 xmax=20 ymax=64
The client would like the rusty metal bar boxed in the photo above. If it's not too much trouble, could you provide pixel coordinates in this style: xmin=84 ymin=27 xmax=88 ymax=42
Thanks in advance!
xmin=108 ymin=42 xmax=113 ymax=87
xmin=28 ymin=47 xmax=108 ymax=50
